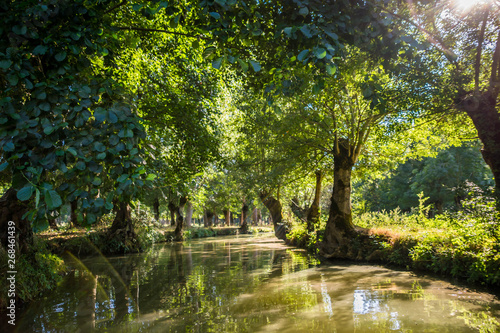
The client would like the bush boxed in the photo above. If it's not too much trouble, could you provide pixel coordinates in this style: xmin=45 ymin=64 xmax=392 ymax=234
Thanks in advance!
xmin=0 ymin=238 xmax=66 ymax=309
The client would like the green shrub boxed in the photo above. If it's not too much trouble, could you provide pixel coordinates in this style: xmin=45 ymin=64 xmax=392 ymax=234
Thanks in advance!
xmin=0 ymin=238 xmax=66 ymax=309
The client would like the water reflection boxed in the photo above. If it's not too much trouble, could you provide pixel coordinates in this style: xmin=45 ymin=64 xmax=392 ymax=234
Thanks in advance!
xmin=13 ymin=235 xmax=500 ymax=332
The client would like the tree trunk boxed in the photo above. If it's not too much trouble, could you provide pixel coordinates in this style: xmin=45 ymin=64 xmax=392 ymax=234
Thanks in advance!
xmin=214 ymin=211 xmax=219 ymax=226
xmin=185 ymin=201 xmax=193 ymax=228
xmin=259 ymin=191 xmax=285 ymax=240
xmin=223 ymin=209 xmax=231 ymax=226
xmin=48 ymin=217 xmax=59 ymax=231
xmin=462 ymin=92 xmax=500 ymax=208
xmin=306 ymin=170 xmax=323 ymax=233
xmin=70 ymin=199 xmax=79 ymax=228
xmin=174 ymin=197 xmax=188 ymax=241
xmin=0 ymin=188 xmax=32 ymax=254
xmin=168 ymin=202 xmax=176 ymax=226
xmin=153 ymin=197 xmax=160 ymax=221
xmin=206 ymin=211 xmax=214 ymax=227
xmin=252 ymin=207 xmax=258 ymax=226
xmin=290 ymin=197 xmax=307 ymax=221
xmin=109 ymin=201 xmax=135 ymax=246
xmin=321 ymin=142 xmax=355 ymax=256
xmin=230 ymin=212 xmax=234 ymax=226
xmin=203 ymin=210 xmax=209 ymax=227
xmin=240 ymin=202 xmax=249 ymax=233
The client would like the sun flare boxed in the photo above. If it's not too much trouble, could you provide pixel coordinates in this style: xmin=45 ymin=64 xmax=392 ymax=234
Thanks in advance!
xmin=453 ymin=0 xmax=489 ymax=11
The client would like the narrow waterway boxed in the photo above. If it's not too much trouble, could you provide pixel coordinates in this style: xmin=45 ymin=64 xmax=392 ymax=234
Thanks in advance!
xmin=13 ymin=234 xmax=500 ymax=332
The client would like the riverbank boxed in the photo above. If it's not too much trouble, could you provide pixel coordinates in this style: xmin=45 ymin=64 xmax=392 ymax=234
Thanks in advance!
xmin=285 ymin=209 xmax=500 ymax=290
xmin=37 ymin=225 xmax=274 ymax=256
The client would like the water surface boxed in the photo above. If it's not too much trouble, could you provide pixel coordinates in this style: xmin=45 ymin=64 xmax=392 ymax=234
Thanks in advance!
xmin=14 ymin=234 xmax=500 ymax=332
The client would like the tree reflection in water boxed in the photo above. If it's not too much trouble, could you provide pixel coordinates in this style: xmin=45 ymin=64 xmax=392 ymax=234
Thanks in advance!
xmin=15 ymin=235 xmax=500 ymax=332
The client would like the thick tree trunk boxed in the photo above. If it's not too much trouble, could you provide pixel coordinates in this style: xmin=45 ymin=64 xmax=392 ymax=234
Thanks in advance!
xmin=109 ymin=201 xmax=135 ymax=243
xmin=0 ymin=188 xmax=32 ymax=254
xmin=223 ymin=209 xmax=231 ymax=226
xmin=240 ymin=202 xmax=249 ymax=233
xmin=259 ymin=191 xmax=286 ymax=240
xmin=230 ymin=212 xmax=234 ymax=226
xmin=153 ymin=197 xmax=160 ymax=221
xmin=306 ymin=170 xmax=323 ymax=233
xmin=205 ymin=211 xmax=214 ymax=227
xmin=185 ymin=201 xmax=193 ymax=228
xmin=463 ymin=92 xmax=500 ymax=208
xmin=203 ymin=210 xmax=209 ymax=227
xmin=321 ymin=143 xmax=355 ymax=256
xmin=174 ymin=197 xmax=188 ymax=241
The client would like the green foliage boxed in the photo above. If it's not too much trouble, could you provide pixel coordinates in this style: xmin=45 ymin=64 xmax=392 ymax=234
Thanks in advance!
xmin=353 ymin=194 xmax=500 ymax=286
xmin=0 ymin=239 xmax=65 ymax=306
xmin=184 ymin=227 xmax=217 ymax=239
xmin=355 ymin=143 xmax=494 ymax=213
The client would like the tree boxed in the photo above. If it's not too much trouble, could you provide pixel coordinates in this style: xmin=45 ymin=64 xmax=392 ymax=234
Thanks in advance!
xmin=369 ymin=0 xmax=500 ymax=206
xmin=0 ymin=1 xmax=149 ymax=251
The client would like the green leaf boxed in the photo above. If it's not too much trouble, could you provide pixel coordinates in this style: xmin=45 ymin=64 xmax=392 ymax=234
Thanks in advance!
xmin=146 ymin=174 xmax=157 ymax=181
xmin=299 ymin=7 xmax=309 ymax=16
xmin=203 ymin=46 xmax=216 ymax=59
xmin=209 ymin=12 xmax=220 ymax=19
xmin=283 ymin=27 xmax=292 ymax=37
xmin=92 ymin=177 xmax=102 ymax=186
xmin=0 ymin=162 xmax=8 ymax=171
xmin=94 ymin=108 xmax=106 ymax=123
xmin=0 ymin=60 xmax=12 ymax=70
xmin=237 ymin=59 xmax=248 ymax=72
xmin=109 ymin=135 xmax=119 ymax=146
xmin=130 ymin=148 xmax=138 ymax=155
xmin=249 ymin=60 xmax=261 ymax=72
xmin=36 ymin=91 xmax=47 ymax=100
xmin=94 ymin=198 xmax=105 ymax=208
xmin=67 ymin=147 xmax=77 ymax=156
xmin=297 ymin=49 xmax=309 ymax=61
xmin=96 ymin=152 xmax=106 ymax=160
xmin=324 ymin=30 xmax=339 ymax=40
xmin=326 ymin=64 xmax=336 ymax=75
xmin=43 ymin=125 xmax=54 ymax=135
xmin=93 ymin=141 xmax=106 ymax=152
xmin=69 ymin=45 xmax=80 ymax=54
xmin=117 ymin=174 xmax=128 ymax=183
xmin=45 ymin=190 xmax=62 ymax=210
xmin=39 ymin=102 xmax=50 ymax=111
xmin=300 ymin=25 xmax=313 ymax=38
xmin=33 ymin=45 xmax=48 ymax=55
xmin=4 ymin=142 xmax=14 ymax=152
xmin=17 ymin=185 xmax=34 ymax=201
xmin=55 ymin=51 xmax=67 ymax=62
xmin=75 ymin=161 xmax=86 ymax=170
xmin=212 ymin=57 xmax=222 ymax=70
xmin=7 ymin=75 xmax=19 ymax=86
xmin=314 ymin=48 xmax=327 ymax=59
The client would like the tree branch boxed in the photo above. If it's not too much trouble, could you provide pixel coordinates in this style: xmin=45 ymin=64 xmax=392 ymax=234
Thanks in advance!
xmin=105 ymin=0 xmax=128 ymax=14
xmin=114 ymin=26 xmax=209 ymax=39
xmin=475 ymin=6 xmax=490 ymax=93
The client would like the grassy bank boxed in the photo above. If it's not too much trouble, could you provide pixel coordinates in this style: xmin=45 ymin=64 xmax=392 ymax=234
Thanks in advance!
xmin=286 ymin=200 xmax=500 ymax=288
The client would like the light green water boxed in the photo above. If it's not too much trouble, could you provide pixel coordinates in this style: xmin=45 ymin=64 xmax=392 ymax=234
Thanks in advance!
xmin=13 ymin=234 xmax=500 ymax=332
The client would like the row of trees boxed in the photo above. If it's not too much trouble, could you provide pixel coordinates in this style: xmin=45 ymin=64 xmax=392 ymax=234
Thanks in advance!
xmin=1 ymin=0 xmax=500 ymax=254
